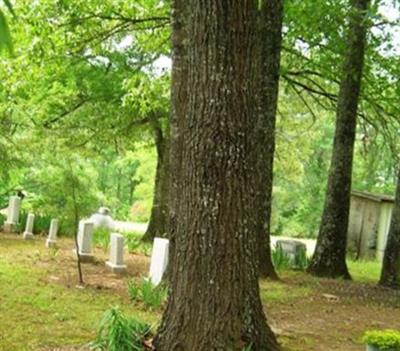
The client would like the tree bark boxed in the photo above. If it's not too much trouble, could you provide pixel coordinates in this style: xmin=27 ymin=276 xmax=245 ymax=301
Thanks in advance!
xmin=308 ymin=0 xmax=370 ymax=279
xmin=379 ymin=169 xmax=400 ymax=288
xmin=255 ymin=0 xmax=284 ymax=280
xmin=154 ymin=1 xmax=280 ymax=350
xmin=142 ymin=118 xmax=169 ymax=242
xmin=165 ymin=0 xmax=189 ymax=273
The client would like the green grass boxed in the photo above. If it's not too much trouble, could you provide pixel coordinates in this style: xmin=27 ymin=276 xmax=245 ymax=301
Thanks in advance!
xmin=260 ymin=277 xmax=312 ymax=303
xmin=347 ymin=259 xmax=382 ymax=283
xmin=0 ymin=237 xmax=158 ymax=351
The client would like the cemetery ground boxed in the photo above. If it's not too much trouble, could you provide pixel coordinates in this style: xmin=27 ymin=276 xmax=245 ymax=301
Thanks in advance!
xmin=0 ymin=233 xmax=399 ymax=351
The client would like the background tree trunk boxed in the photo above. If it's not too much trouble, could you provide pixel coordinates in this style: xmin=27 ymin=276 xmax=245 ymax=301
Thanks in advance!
xmin=308 ymin=0 xmax=370 ymax=279
xmin=142 ymin=120 xmax=169 ymax=242
xmin=154 ymin=1 xmax=280 ymax=350
xmin=379 ymin=169 xmax=400 ymax=288
xmin=255 ymin=0 xmax=284 ymax=280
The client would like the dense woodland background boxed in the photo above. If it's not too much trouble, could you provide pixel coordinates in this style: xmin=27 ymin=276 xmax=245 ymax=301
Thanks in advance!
xmin=0 ymin=0 xmax=398 ymax=239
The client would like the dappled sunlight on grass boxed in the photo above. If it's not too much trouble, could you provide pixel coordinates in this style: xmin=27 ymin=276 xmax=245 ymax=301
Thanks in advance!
xmin=347 ymin=259 xmax=382 ymax=283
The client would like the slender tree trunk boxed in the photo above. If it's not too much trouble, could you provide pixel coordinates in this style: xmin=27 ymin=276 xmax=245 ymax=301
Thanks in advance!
xmin=154 ymin=2 xmax=280 ymax=350
xmin=308 ymin=0 xmax=370 ymax=279
xmin=142 ymin=120 xmax=169 ymax=242
xmin=68 ymin=162 xmax=83 ymax=285
xmin=255 ymin=0 xmax=284 ymax=280
xmin=379 ymin=169 xmax=400 ymax=288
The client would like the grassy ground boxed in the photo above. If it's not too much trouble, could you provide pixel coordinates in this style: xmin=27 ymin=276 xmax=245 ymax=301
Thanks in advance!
xmin=0 ymin=234 xmax=158 ymax=351
xmin=0 ymin=233 xmax=399 ymax=351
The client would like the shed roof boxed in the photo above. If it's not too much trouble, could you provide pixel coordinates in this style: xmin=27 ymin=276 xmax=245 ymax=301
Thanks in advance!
xmin=351 ymin=190 xmax=395 ymax=203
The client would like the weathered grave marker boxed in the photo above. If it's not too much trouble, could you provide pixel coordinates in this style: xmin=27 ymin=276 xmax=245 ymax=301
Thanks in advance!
xmin=106 ymin=233 xmax=126 ymax=274
xmin=76 ymin=220 xmax=94 ymax=262
xmin=275 ymin=239 xmax=307 ymax=268
xmin=46 ymin=219 xmax=59 ymax=248
xmin=23 ymin=213 xmax=35 ymax=240
xmin=149 ymin=238 xmax=169 ymax=285
xmin=4 ymin=196 xmax=21 ymax=233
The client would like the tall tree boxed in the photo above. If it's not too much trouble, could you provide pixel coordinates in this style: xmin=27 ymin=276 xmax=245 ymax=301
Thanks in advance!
xmin=308 ymin=0 xmax=370 ymax=279
xmin=379 ymin=168 xmax=400 ymax=288
xmin=154 ymin=1 xmax=280 ymax=350
xmin=255 ymin=0 xmax=284 ymax=280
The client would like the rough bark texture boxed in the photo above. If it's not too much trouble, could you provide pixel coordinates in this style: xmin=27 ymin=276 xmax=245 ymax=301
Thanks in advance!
xmin=379 ymin=170 xmax=400 ymax=288
xmin=255 ymin=0 xmax=284 ymax=280
xmin=165 ymin=0 xmax=189 ymax=272
xmin=142 ymin=118 xmax=169 ymax=242
xmin=154 ymin=1 xmax=280 ymax=350
xmin=308 ymin=0 xmax=370 ymax=279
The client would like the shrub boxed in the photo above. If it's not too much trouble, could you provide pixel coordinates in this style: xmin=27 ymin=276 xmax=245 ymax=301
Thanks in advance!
xmin=127 ymin=278 xmax=168 ymax=310
xmin=125 ymin=233 xmax=152 ymax=256
xmin=271 ymin=246 xmax=292 ymax=271
xmin=89 ymin=307 xmax=151 ymax=351
xmin=93 ymin=228 xmax=111 ymax=252
xmin=0 ymin=213 xmax=5 ymax=228
xmin=363 ymin=330 xmax=400 ymax=350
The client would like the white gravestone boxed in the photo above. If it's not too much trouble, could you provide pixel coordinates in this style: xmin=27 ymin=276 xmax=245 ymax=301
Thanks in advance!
xmin=4 ymin=196 xmax=21 ymax=233
xmin=106 ymin=233 xmax=127 ymax=274
xmin=149 ymin=238 xmax=169 ymax=285
xmin=75 ymin=220 xmax=94 ymax=262
xmin=46 ymin=219 xmax=59 ymax=248
xmin=23 ymin=213 xmax=35 ymax=240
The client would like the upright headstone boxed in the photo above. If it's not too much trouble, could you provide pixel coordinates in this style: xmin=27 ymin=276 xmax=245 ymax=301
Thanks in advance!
xmin=23 ymin=213 xmax=35 ymax=240
xmin=4 ymin=196 xmax=21 ymax=233
xmin=275 ymin=240 xmax=307 ymax=268
xmin=46 ymin=219 xmax=59 ymax=248
xmin=106 ymin=233 xmax=126 ymax=273
xmin=75 ymin=220 xmax=94 ymax=262
xmin=149 ymin=238 xmax=169 ymax=285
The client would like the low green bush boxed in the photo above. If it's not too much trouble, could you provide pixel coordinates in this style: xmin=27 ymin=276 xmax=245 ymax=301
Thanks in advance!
xmin=363 ymin=330 xmax=400 ymax=350
xmin=89 ymin=307 xmax=151 ymax=351
xmin=0 ymin=213 xmax=5 ymax=228
xmin=125 ymin=233 xmax=152 ymax=256
xmin=127 ymin=278 xmax=167 ymax=310
xmin=93 ymin=228 xmax=111 ymax=252
xmin=271 ymin=247 xmax=292 ymax=271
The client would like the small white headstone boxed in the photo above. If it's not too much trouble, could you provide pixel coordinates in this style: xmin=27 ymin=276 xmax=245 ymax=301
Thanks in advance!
xmin=106 ymin=233 xmax=126 ymax=274
xmin=149 ymin=238 xmax=169 ymax=285
xmin=76 ymin=220 xmax=94 ymax=262
xmin=23 ymin=213 xmax=35 ymax=240
xmin=46 ymin=219 xmax=59 ymax=248
xmin=4 ymin=196 xmax=21 ymax=233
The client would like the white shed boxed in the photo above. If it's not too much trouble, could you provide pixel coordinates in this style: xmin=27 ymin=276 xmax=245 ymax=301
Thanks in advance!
xmin=347 ymin=190 xmax=394 ymax=261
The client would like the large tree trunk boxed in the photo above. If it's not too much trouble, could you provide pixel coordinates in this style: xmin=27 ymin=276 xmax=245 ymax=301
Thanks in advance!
xmin=165 ymin=0 xmax=189 ymax=272
xmin=308 ymin=0 xmax=370 ymax=279
xmin=154 ymin=1 xmax=280 ymax=350
xmin=379 ymin=169 xmax=400 ymax=288
xmin=255 ymin=0 xmax=284 ymax=280
xmin=142 ymin=120 xmax=169 ymax=242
